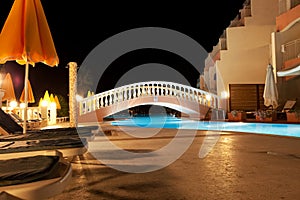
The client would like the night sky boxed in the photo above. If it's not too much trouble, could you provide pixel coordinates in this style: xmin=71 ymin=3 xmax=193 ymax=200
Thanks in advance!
xmin=0 ymin=0 xmax=245 ymax=103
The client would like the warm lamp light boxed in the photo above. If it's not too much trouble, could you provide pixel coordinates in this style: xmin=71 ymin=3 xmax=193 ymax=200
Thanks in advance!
xmin=50 ymin=102 xmax=56 ymax=109
xmin=205 ymin=94 xmax=212 ymax=101
xmin=41 ymin=100 xmax=49 ymax=107
xmin=9 ymin=101 xmax=18 ymax=109
xmin=221 ymin=91 xmax=229 ymax=99
xmin=76 ymin=94 xmax=83 ymax=101
xmin=20 ymin=103 xmax=26 ymax=109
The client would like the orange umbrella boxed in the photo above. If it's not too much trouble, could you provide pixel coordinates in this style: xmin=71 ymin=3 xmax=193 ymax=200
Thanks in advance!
xmin=38 ymin=97 xmax=43 ymax=107
xmin=0 ymin=0 xmax=59 ymax=133
xmin=43 ymin=90 xmax=50 ymax=103
xmin=54 ymin=95 xmax=61 ymax=110
xmin=50 ymin=93 xmax=55 ymax=104
xmin=2 ymin=73 xmax=16 ymax=102
xmin=20 ymin=80 xmax=35 ymax=103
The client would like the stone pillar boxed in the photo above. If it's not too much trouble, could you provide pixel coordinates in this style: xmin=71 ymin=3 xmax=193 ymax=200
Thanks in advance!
xmin=68 ymin=62 xmax=78 ymax=127
xmin=0 ymin=89 xmax=4 ymax=108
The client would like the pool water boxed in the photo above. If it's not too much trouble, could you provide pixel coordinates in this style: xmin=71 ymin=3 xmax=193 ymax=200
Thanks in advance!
xmin=111 ymin=116 xmax=300 ymax=138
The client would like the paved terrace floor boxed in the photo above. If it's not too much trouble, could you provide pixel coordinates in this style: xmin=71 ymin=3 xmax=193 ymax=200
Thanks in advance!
xmin=49 ymin=123 xmax=300 ymax=200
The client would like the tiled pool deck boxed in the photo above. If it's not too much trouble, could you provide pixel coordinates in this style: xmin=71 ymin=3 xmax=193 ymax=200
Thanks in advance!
xmin=50 ymin=123 xmax=300 ymax=200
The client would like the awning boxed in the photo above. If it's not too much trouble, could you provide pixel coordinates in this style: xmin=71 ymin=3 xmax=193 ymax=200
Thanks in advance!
xmin=277 ymin=64 xmax=300 ymax=77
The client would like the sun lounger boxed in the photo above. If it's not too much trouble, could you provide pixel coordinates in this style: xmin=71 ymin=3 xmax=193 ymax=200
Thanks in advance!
xmin=28 ymin=126 xmax=97 ymax=143
xmin=0 ymin=110 xmax=97 ymax=160
xmin=0 ymin=151 xmax=72 ymax=200
xmin=0 ymin=125 xmax=100 ymax=160
xmin=0 ymin=137 xmax=88 ymax=160
xmin=0 ymin=109 xmax=22 ymax=135
xmin=282 ymin=100 xmax=296 ymax=112
xmin=8 ymin=112 xmax=42 ymax=130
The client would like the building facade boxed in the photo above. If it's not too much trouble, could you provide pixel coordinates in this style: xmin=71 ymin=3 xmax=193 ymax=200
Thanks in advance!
xmin=273 ymin=0 xmax=300 ymax=108
xmin=202 ymin=0 xmax=300 ymax=112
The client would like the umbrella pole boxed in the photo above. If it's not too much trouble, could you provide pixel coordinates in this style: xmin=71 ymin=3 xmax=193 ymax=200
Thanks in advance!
xmin=23 ymin=63 xmax=29 ymax=134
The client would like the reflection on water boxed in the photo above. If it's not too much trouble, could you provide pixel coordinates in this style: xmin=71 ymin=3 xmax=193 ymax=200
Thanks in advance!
xmin=111 ymin=116 xmax=300 ymax=138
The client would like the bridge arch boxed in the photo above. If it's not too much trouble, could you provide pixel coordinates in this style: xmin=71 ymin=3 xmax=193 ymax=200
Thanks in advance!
xmin=78 ymin=81 xmax=220 ymax=123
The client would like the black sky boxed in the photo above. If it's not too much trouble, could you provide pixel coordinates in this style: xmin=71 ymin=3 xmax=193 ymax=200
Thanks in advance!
xmin=0 ymin=0 xmax=245 ymax=102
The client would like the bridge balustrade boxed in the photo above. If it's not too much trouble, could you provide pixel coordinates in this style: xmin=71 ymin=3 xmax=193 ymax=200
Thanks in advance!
xmin=78 ymin=81 xmax=219 ymax=115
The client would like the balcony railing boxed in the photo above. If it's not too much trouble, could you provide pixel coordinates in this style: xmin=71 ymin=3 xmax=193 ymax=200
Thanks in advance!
xmin=279 ymin=0 xmax=300 ymax=14
xmin=282 ymin=38 xmax=300 ymax=63
xmin=229 ymin=1 xmax=251 ymax=28
xmin=210 ymin=38 xmax=227 ymax=62
xmin=229 ymin=15 xmax=244 ymax=27
xmin=240 ymin=3 xmax=251 ymax=23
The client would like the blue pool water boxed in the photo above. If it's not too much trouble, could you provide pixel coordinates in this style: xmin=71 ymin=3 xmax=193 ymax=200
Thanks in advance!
xmin=111 ymin=116 xmax=300 ymax=138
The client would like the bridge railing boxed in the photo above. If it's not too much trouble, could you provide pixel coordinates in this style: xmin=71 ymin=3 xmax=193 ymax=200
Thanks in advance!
xmin=78 ymin=81 xmax=219 ymax=115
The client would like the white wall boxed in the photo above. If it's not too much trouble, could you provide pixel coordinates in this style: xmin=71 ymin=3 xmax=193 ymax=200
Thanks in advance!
xmin=215 ymin=0 xmax=278 ymax=107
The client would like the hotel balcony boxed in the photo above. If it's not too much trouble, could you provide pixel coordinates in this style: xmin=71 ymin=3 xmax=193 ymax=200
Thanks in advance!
xmin=229 ymin=14 xmax=245 ymax=28
xmin=277 ymin=38 xmax=300 ymax=78
xmin=281 ymin=38 xmax=300 ymax=66
xmin=229 ymin=1 xmax=252 ymax=28
xmin=277 ymin=0 xmax=300 ymax=31
xmin=239 ymin=2 xmax=252 ymax=25
xmin=275 ymin=0 xmax=300 ymax=78
xmin=278 ymin=0 xmax=300 ymax=15
xmin=209 ymin=0 xmax=251 ymax=63
xmin=210 ymin=38 xmax=227 ymax=63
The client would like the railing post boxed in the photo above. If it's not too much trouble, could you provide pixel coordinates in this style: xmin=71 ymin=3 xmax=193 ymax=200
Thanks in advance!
xmin=124 ymin=87 xmax=127 ymax=100
xmin=100 ymin=96 xmax=104 ymax=107
xmin=152 ymin=84 xmax=155 ymax=96
xmin=82 ymin=101 xmax=86 ymax=114
xmin=104 ymin=95 xmax=108 ymax=106
xmin=147 ymin=84 xmax=151 ymax=95
xmin=132 ymin=86 xmax=136 ymax=98
xmin=161 ymin=84 xmax=164 ymax=96
xmin=118 ymin=90 xmax=121 ymax=102
xmin=172 ymin=85 xmax=176 ymax=96
xmin=165 ymin=84 xmax=169 ymax=96
xmin=142 ymin=84 xmax=146 ymax=96
xmin=96 ymin=96 xmax=100 ymax=109
xmin=137 ymin=84 xmax=141 ymax=97
xmin=108 ymin=93 xmax=112 ymax=105
xmin=180 ymin=87 xmax=183 ymax=99
xmin=128 ymin=87 xmax=132 ymax=100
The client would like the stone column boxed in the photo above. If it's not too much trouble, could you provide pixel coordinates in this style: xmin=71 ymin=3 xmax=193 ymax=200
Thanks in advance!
xmin=0 ymin=89 xmax=4 ymax=108
xmin=68 ymin=62 xmax=78 ymax=128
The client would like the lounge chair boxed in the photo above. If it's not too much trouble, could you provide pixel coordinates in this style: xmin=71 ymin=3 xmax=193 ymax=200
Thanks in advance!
xmin=0 ymin=106 xmax=98 ymax=161
xmin=282 ymin=100 xmax=296 ymax=112
xmin=0 ymin=131 xmax=88 ymax=160
xmin=8 ymin=112 xmax=43 ymax=130
xmin=0 ymin=109 xmax=22 ymax=135
xmin=0 ymin=150 xmax=72 ymax=200
xmin=0 ymin=125 xmax=100 ymax=160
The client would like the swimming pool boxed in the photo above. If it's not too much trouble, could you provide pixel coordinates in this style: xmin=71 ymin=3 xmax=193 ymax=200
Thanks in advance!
xmin=111 ymin=116 xmax=300 ymax=138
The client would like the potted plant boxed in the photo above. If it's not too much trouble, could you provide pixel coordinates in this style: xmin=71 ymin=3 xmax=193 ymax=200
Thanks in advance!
xmin=286 ymin=109 xmax=300 ymax=123
xmin=254 ymin=109 xmax=276 ymax=122
xmin=228 ymin=110 xmax=246 ymax=122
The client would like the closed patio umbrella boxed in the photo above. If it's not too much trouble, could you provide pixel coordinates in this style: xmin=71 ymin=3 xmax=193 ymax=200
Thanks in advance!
xmin=0 ymin=0 xmax=59 ymax=133
xmin=263 ymin=64 xmax=279 ymax=109
xmin=54 ymin=95 xmax=61 ymax=110
xmin=1 ymin=73 xmax=16 ymax=106
xmin=43 ymin=90 xmax=51 ymax=102
xmin=20 ymin=79 xmax=35 ymax=103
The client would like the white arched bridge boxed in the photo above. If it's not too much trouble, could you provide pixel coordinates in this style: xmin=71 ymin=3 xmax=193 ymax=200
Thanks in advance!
xmin=77 ymin=81 xmax=221 ymax=123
